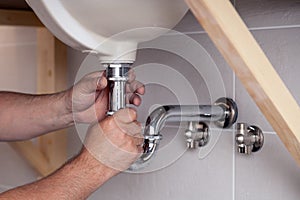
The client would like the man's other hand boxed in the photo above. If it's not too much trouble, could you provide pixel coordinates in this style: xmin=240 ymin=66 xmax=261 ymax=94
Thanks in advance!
xmin=65 ymin=70 xmax=145 ymax=123
xmin=81 ymin=108 xmax=144 ymax=173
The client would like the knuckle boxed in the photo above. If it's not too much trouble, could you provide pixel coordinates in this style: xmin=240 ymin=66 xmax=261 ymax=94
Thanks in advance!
xmin=131 ymin=123 xmax=142 ymax=135
xmin=118 ymin=131 xmax=127 ymax=140
xmin=118 ymin=108 xmax=136 ymax=122
xmin=128 ymin=139 xmax=135 ymax=147
xmin=138 ymin=137 xmax=144 ymax=144
xmin=106 ymin=116 xmax=116 ymax=127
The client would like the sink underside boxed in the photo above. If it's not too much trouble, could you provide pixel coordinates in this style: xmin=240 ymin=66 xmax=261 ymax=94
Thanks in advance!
xmin=26 ymin=0 xmax=188 ymax=62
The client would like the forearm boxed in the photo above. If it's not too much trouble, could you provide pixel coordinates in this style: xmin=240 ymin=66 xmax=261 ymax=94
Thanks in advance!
xmin=0 ymin=149 xmax=116 ymax=200
xmin=0 ymin=91 xmax=73 ymax=141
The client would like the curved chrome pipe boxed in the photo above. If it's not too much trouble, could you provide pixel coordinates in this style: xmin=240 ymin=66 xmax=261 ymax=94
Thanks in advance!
xmin=129 ymin=98 xmax=238 ymax=170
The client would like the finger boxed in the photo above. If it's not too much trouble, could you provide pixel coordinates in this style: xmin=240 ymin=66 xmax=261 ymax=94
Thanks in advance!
xmin=137 ymin=145 xmax=144 ymax=154
xmin=86 ymin=71 xmax=104 ymax=79
xmin=86 ymin=71 xmax=107 ymax=90
xmin=112 ymin=119 xmax=142 ymax=137
xmin=79 ymin=71 xmax=107 ymax=94
xmin=127 ymin=70 xmax=136 ymax=83
xmin=119 ymin=122 xmax=142 ymax=136
xmin=131 ymin=122 xmax=144 ymax=137
xmin=133 ymin=136 xmax=144 ymax=146
xmin=94 ymin=87 xmax=109 ymax=117
xmin=135 ymin=138 xmax=144 ymax=146
xmin=96 ymin=75 xmax=107 ymax=91
xmin=126 ymin=80 xmax=145 ymax=95
xmin=113 ymin=108 xmax=137 ymax=124
xmin=129 ymin=134 xmax=143 ymax=144
xmin=126 ymin=93 xmax=142 ymax=106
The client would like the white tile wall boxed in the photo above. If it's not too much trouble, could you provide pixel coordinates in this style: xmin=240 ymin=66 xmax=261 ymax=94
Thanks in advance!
xmin=235 ymin=134 xmax=300 ymax=200
xmin=234 ymin=8 xmax=300 ymax=200
xmin=0 ymin=26 xmax=38 ymax=193
xmin=65 ymin=1 xmax=300 ymax=199
xmin=236 ymin=0 xmax=300 ymax=29
xmin=173 ymin=1 xmax=236 ymax=34
xmin=89 ymin=129 xmax=234 ymax=200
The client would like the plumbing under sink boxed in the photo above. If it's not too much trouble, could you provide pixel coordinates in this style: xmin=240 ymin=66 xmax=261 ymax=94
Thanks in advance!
xmin=25 ymin=1 xmax=238 ymax=171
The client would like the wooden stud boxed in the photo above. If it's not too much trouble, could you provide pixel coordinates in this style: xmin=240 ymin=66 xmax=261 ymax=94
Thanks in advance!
xmin=9 ymin=28 xmax=68 ymax=176
xmin=9 ymin=141 xmax=52 ymax=176
xmin=36 ymin=28 xmax=68 ymax=173
xmin=185 ymin=0 xmax=300 ymax=165
xmin=0 ymin=9 xmax=43 ymax=27
xmin=2 ymin=10 xmax=67 ymax=176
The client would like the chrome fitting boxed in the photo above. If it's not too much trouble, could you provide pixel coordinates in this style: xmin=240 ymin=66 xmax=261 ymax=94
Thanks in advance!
xmin=103 ymin=63 xmax=131 ymax=115
xmin=185 ymin=121 xmax=209 ymax=149
xmin=214 ymin=97 xmax=238 ymax=128
xmin=235 ymin=123 xmax=264 ymax=154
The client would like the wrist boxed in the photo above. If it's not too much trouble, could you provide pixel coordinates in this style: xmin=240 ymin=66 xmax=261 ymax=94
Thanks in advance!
xmin=62 ymin=88 xmax=73 ymax=115
xmin=57 ymin=89 xmax=74 ymax=127
xmin=70 ymin=148 xmax=117 ymax=188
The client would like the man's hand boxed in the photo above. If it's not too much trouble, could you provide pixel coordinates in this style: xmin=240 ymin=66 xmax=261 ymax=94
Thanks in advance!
xmin=82 ymin=108 xmax=144 ymax=173
xmin=66 ymin=70 xmax=145 ymax=123
xmin=0 ymin=108 xmax=144 ymax=199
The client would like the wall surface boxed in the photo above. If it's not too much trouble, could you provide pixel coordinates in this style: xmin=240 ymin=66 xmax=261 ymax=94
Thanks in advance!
xmin=0 ymin=26 xmax=39 ymax=192
xmin=67 ymin=1 xmax=300 ymax=200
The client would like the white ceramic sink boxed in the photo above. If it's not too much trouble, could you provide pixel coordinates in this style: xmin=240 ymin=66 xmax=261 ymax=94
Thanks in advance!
xmin=26 ymin=0 xmax=188 ymax=63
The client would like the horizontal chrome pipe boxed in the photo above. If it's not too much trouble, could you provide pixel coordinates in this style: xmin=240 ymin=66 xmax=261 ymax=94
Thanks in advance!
xmin=129 ymin=98 xmax=238 ymax=170
xmin=144 ymin=105 xmax=226 ymax=134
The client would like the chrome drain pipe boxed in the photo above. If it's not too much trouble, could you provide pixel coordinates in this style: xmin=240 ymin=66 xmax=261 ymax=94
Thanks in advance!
xmin=103 ymin=63 xmax=131 ymax=115
xmin=129 ymin=97 xmax=238 ymax=170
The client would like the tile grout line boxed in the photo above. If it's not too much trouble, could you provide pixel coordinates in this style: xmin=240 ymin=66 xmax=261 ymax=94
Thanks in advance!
xmin=263 ymin=131 xmax=276 ymax=135
xmin=232 ymin=70 xmax=236 ymax=200
xmin=166 ymin=24 xmax=300 ymax=37
xmin=249 ymin=24 xmax=300 ymax=31
xmin=157 ymin=124 xmax=276 ymax=134
xmin=230 ymin=1 xmax=237 ymax=184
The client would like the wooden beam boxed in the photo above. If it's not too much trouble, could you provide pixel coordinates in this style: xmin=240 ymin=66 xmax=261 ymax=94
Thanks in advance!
xmin=9 ymin=28 xmax=68 ymax=176
xmin=0 ymin=9 xmax=43 ymax=27
xmin=185 ymin=0 xmax=300 ymax=165
xmin=9 ymin=141 xmax=52 ymax=176
xmin=37 ymin=28 xmax=68 ymax=173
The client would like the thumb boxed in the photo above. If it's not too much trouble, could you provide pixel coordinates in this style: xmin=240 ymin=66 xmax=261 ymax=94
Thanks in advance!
xmin=79 ymin=71 xmax=107 ymax=94
xmin=113 ymin=108 xmax=137 ymax=124
xmin=96 ymin=75 xmax=108 ymax=91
